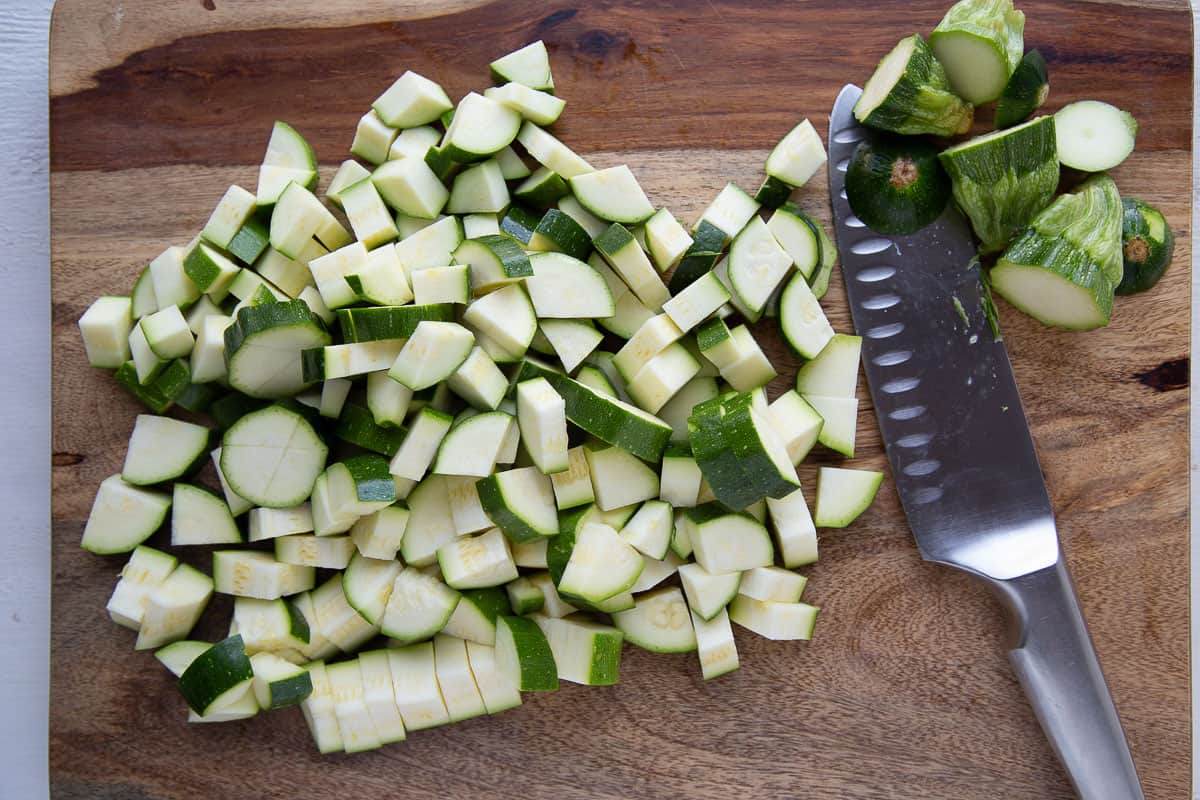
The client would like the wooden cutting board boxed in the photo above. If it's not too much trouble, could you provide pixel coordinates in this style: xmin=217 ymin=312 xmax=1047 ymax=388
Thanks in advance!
xmin=48 ymin=1 xmax=1192 ymax=797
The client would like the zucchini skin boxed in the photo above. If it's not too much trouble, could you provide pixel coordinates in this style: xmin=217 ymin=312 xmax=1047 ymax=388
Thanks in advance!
xmin=995 ymin=50 xmax=1049 ymax=129
xmin=1117 ymin=197 xmax=1174 ymax=295
xmin=845 ymin=136 xmax=950 ymax=236
xmin=939 ymin=115 xmax=1059 ymax=253
xmin=854 ymin=35 xmax=974 ymax=137
xmin=1029 ymin=173 xmax=1124 ymax=285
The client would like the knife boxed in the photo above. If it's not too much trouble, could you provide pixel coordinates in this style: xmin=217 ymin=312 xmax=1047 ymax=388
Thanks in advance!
xmin=826 ymin=84 xmax=1144 ymax=800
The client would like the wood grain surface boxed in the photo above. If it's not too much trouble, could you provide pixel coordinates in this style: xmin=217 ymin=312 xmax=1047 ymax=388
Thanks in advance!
xmin=49 ymin=1 xmax=1192 ymax=798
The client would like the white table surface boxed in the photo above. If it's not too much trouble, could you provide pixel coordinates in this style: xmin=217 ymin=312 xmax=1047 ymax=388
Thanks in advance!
xmin=3 ymin=3 xmax=1195 ymax=798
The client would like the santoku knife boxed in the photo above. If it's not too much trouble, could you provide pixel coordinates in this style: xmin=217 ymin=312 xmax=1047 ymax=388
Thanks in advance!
xmin=827 ymin=83 xmax=1143 ymax=800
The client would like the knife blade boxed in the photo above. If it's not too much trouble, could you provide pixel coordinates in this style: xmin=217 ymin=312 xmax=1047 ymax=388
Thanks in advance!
xmin=827 ymin=84 xmax=1055 ymax=581
xmin=826 ymin=83 xmax=1143 ymax=800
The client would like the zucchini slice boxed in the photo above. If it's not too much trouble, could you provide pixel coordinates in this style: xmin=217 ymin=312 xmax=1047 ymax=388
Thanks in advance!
xmin=388 ymin=321 xmax=475 ymax=391
xmin=393 ymin=474 xmax=451 ymax=563
xmin=929 ymin=0 xmax=1025 ymax=105
xmin=275 ymin=534 xmax=355 ymax=569
xmin=660 ymin=445 xmax=703 ymax=507
xmin=506 ymin=576 xmax=546 ymax=615
xmin=626 ymin=342 xmax=701 ymax=414
xmin=1054 ymin=100 xmax=1138 ymax=173
xmin=805 ymin=394 xmax=859 ymax=457
xmin=533 ymin=615 xmax=623 ymax=686
xmin=495 ymin=615 xmax=558 ymax=691
xmin=230 ymin=596 xmax=310 ymax=655
xmin=677 ymin=562 xmax=741 ymax=621
xmin=78 ymin=296 xmax=133 ymax=368
xmin=685 ymin=504 xmax=774 ymax=574
xmin=549 ymin=446 xmax=594 ymax=510
xmin=938 ymin=115 xmax=1059 ymax=253
xmin=728 ymin=596 xmax=819 ymax=641
xmin=854 ymin=34 xmax=973 ymax=137
xmin=557 ymin=521 xmax=644 ymax=604
xmin=350 ymin=505 xmax=409 ymax=561
xmin=350 ymin=111 xmax=397 ymax=166
xmin=224 ymin=301 xmax=331 ymax=398
xmin=342 ymin=552 xmax=402 ymax=625
xmin=465 ymin=640 xmax=523 ymax=714
xmin=250 ymin=651 xmax=313 ymax=709
xmin=995 ymin=50 xmax=1049 ymax=129
xmin=515 ymin=359 xmax=672 ymax=463
xmin=412 ymin=264 xmax=469 ymax=306
xmin=845 ymin=135 xmax=950 ymax=236
xmin=490 ymin=41 xmax=554 ymax=93
xmin=794 ymin=333 xmax=862 ymax=397
xmin=326 ymin=660 xmax=381 ymax=752
xmin=767 ymin=203 xmax=821 ymax=280
xmin=739 ymin=566 xmax=807 ymax=603
xmin=121 ymin=414 xmax=210 ymax=486
xmin=256 ymin=121 xmax=317 ymax=206
xmin=765 ymin=118 xmax=828 ymax=189
xmin=766 ymin=487 xmax=819 ymax=568
xmin=337 ymin=304 xmax=455 ymax=344
xmin=172 ymin=484 xmax=242 ymax=546
xmin=438 ymin=528 xmax=519 ymax=590
xmin=462 ymin=284 xmax=537 ymax=355
xmin=299 ymin=662 xmax=343 ymax=752
xmin=1117 ymin=197 xmax=1174 ymax=295
xmin=594 ymin=223 xmax=671 ymax=310
xmin=178 ymin=635 xmax=254 ymax=716
xmin=813 ymin=466 xmax=884 ymax=528
xmin=358 ymin=649 xmax=407 ymax=743
xmin=387 ymin=643 xmax=451 ymax=731
xmin=728 ymin=216 xmax=794 ymax=315
xmin=80 ymin=474 xmax=171 ymax=553
xmin=691 ymin=608 xmax=739 ymax=680
xmin=107 ymin=545 xmax=178 ymax=629
xmin=778 ymin=271 xmax=835 ymax=361
xmin=447 ymin=159 xmax=510 ymax=215
xmin=528 ymin=210 xmax=592 ymax=262
xmin=569 ymin=165 xmax=655 ymax=225
xmin=155 ymin=640 xmax=209 ymax=677
xmin=442 ymin=587 xmax=511 ymax=645
xmin=767 ymin=391 xmax=824 ymax=466
xmin=443 ymin=92 xmax=522 ymax=162
xmin=525 ymin=252 xmax=615 ymax=319
xmin=379 ymin=567 xmax=460 ymax=644
xmin=619 ymin=500 xmax=673 ymax=560
xmin=477 ymin=466 xmax=559 ymax=543
xmin=540 ymin=319 xmax=603 ymax=374
xmin=517 ymin=122 xmax=593 ymax=179
xmin=484 ymin=82 xmax=565 ymax=126
xmin=612 ymin=586 xmax=697 ymax=654
xmin=992 ymin=173 xmax=1122 ymax=330
xmin=584 ymin=443 xmax=661 ymax=511
xmin=220 ymin=404 xmax=328 ymax=508
xmin=372 ymin=70 xmax=453 ymax=129
xmin=115 ymin=357 xmax=189 ymax=412
xmin=213 ymin=551 xmax=315 ymax=600
xmin=136 ymin=563 xmax=215 ymax=651
xmin=517 ymin=378 xmax=569 ymax=475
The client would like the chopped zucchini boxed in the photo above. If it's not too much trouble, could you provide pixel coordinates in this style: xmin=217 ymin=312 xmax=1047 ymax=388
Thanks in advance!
xmin=1117 ymin=197 xmax=1173 ymax=295
xmin=930 ymin=0 xmax=1025 ymax=104
xmin=854 ymin=35 xmax=973 ymax=137
xmin=939 ymin=115 xmax=1059 ymax=253
xmin=846 ymin=135 xmax=951 ymax=236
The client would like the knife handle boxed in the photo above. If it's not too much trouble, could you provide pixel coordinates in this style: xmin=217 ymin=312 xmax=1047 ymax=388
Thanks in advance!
xmin=986 ymin=558 xmax=1144 ymax=800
